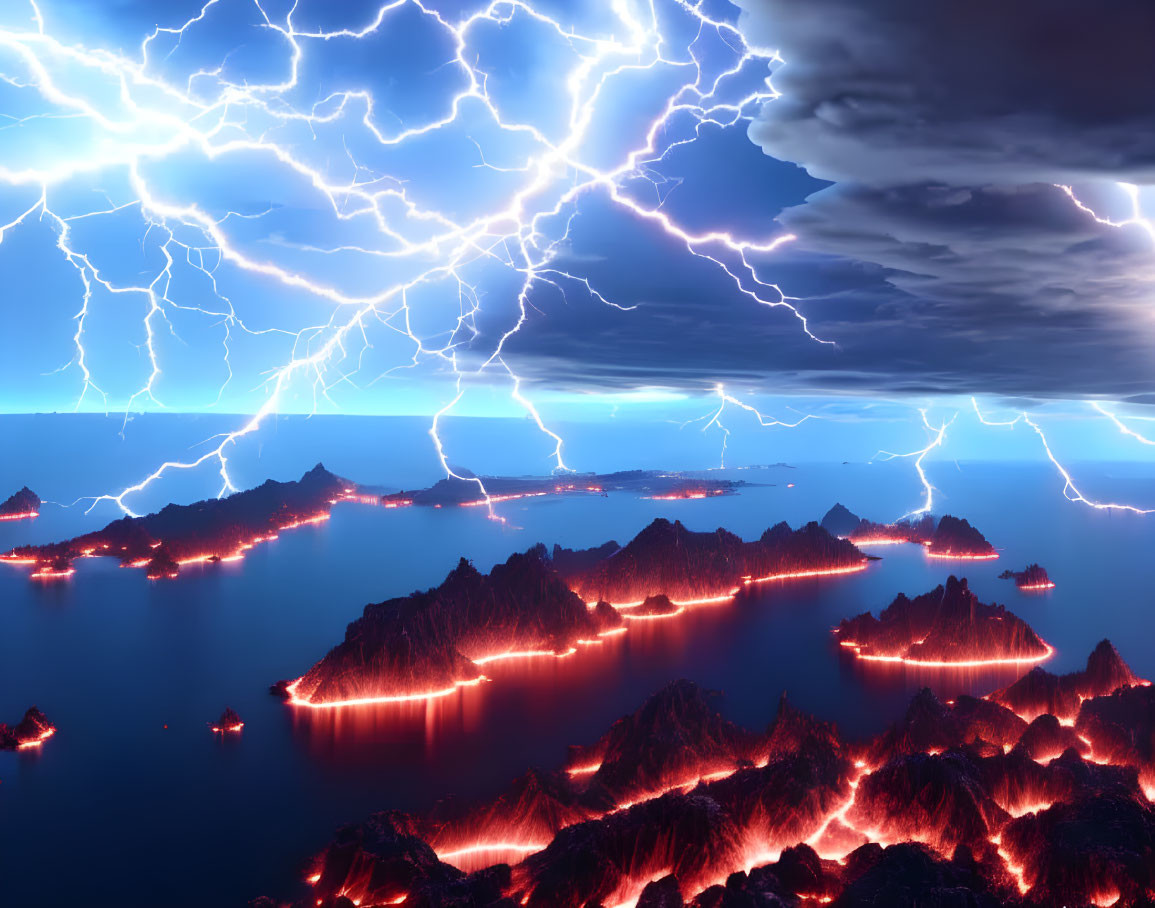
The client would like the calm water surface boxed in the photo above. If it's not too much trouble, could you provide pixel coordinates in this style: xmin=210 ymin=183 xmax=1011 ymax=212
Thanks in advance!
xmin=2 ymin=432 xmax=1154 ymax=906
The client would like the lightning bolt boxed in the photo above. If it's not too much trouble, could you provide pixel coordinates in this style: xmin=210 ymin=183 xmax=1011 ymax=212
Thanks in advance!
xmin=684 ymin=383 xmax=815 ymax=469
xmin=873 ymin=408 xmax=956 ymax=519
xmin=1057 ymin=182 xmax=1155 ymax=246
xmin=0 ymin=0 xmax=825 ymax=516
xmin=972 ymin=398 xmax=1155 ymax=515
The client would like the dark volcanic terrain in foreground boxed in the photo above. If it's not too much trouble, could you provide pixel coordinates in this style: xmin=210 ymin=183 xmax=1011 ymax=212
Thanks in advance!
xmin=265 ymin=641 xmax=1155 ymax=908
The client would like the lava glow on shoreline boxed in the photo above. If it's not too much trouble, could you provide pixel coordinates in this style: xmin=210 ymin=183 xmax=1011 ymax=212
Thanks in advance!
xmin=924 ymin=551 xmax=1000 ymax=561
xmin=15 ymin=727 xmax=56 ymax=749
xmin=283 ymin=676 xmax=489 ymax=709
xmin=285 ymin=561 xmax=870 ymax=710
xmin=586 ymin=561 xmax=870 ymax=610
xmin=839 ymin=640 xmax=1056 ymax=669
xmin=0 ymin=510 xmax=38 ymax=521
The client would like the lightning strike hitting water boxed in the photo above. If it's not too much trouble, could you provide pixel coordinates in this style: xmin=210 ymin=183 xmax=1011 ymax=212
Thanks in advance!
xmin=971 ymin=398 xmax=1155 ymax=515
xmin=0 ymin=0 xmax=822 ymax=515
xmin=872 ymin=409 xmax=956 ymax=519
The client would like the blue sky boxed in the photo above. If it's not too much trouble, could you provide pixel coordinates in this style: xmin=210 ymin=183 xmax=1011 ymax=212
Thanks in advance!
xmin=1 ymin=0 xmax=1154 ymax=472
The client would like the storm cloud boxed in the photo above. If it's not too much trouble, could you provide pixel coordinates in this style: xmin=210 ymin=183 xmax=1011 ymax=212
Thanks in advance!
xmin=737 ymin=0 xmax=1155 ymax=186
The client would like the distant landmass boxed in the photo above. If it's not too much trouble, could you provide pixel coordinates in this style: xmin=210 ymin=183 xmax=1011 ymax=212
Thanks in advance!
xmin=380 ymin=469 xmax=747 ymax=507
xmin=0 ymin=468 xmax=758 ymax=583
xmin=1 ymin=464 xmax=353 ymax=580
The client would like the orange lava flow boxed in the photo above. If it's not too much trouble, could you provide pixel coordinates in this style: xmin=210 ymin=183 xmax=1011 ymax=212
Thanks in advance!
xmin=437 ymin=842 xmax=549 ymax=861
xmin=0 ymin=510 xmax=37 ymax=521
xmin=565 ymin=762 xmax=603 ymax=776
xmin=211 ymin=723 xmax=244 ymax=733
xmin=16 ymin=727 xmax=56 ymax=749
xmin=589 ymin=561 xmax=870 ymax=610
xmin=30 ymin=567 xmax=75 ymax=580
xmin=838 ymin=641 xmax=1055 ymax=669
xmin=284 ymin=676 xmax=487 ymax=709
xmin=473 ymin=647 xmax=578 ymax=666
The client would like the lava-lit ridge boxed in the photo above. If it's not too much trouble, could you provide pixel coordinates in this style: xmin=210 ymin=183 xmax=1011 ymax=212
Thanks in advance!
xmin=836 ymin=576 xmax=1051 ymax=667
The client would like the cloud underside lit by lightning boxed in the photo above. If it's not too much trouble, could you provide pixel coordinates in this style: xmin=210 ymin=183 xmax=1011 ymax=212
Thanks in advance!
xmin=0 ymin=0 xmax=816 ymax=516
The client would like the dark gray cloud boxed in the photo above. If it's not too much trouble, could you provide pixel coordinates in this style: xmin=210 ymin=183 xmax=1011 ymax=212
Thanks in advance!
xmin=737 ymin=0 xmax=1155 ymax=186
xmin=502 ymin=181 xmax=1155 ymax=399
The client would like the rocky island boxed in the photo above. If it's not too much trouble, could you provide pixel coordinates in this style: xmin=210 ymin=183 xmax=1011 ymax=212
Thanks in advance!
xmin=269 ymin=640 xmax=1155 ymax=908
xmin=379 ymin=469 xmax=747 ymax=508
xmin=210 ymin=708 xmax=244 ymax=733
xmin=835 ymin=576 xmax=1051 ymax=666
xmin=281 ymin=519 xmax=867 ymax=706
xmin=820 ymin=504 xmax=997 ymax=558
xmin=559 ymin=517 xmax=865 ymax=606
xmin=0 ymin=486 xmax=40 ymax=521
xmin=1000 ymin=563 xmax=1055 ymax=590
xmin=0 ymin=706 xmax=55 ymax=750
xmin=1 ymin=464 xmax=354 ymax=581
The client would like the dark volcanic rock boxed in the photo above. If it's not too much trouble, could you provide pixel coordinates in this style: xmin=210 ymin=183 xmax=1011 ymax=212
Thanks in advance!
xmin=630 ymin=593 xmax=681 ymax=617
xmin=819 ymin=503 xmax=861 ymax=538
xmin=425 ymin=767 xmax=609 ymax=859
xmin=1018 ymin=714 xmax=1088 ymax=762
xmin=288 ymin=645 xmax=1155 ymax=908
xmin=831 ymin=842 xmax=1004 ymax=908
xmin=0 ymin=706 xmax=55 ymax=750
xmin=562 ymin=517 xmax=862 ymax=605
xmin=517 ymin=793 xmax=743 ymax=908
xmin=819 ymin=503 xmax=939 ymax=545
xmin=1076 ymin=683 xmax=1155 ymax=789
xmin=867 ymin=688 xmax=1026 ymax=765
xmin=847 ymin=750 xmax=1009 ymax=855
xmin=926 ymin=515 xmax=996 ymax=557
xmin=291 ymin=546 xmax=602 ymax=704
xmin=1001 ymin=792 xmax=1155 ymax=906
xmin=688 ymin=865 xmax=800 ymax=907
xmin=5 ymin=463 xmax=349 ymax=579
xmin=991 ymin=638 xmax=1143 ymax=722
xmin=551 ymin=540 xmax=620 ymax=576
xmin=211 ymin=707 xmax=244 ymax=733
xmin=145 ymin=545 xmax=180 ymax=580
xmin=567 ymin=680 xmax=763 ymax=803
xmin=998 ymin=563 xmax=1053 ymax=589
xmin=638 ymin=875 xmax=685 ymax=908
xmin=305 ymin=811 xmax=512 ymax=908
xmin=836 ymin=576 xmax=1048 ymax=665
xmin=0 ymin=486 xmax=40 ymax=519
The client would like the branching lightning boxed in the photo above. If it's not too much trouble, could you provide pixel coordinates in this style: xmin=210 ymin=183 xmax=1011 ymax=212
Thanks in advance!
xmin=872 ymin=408 xmax=956 ymax=518
xmin=683 ymin=383 xmax=815 ymax=469
xmin=972 ymin=397 xmax=1155 ymax=515
xmin=0 ymin=0 xmax=820 ymax=515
